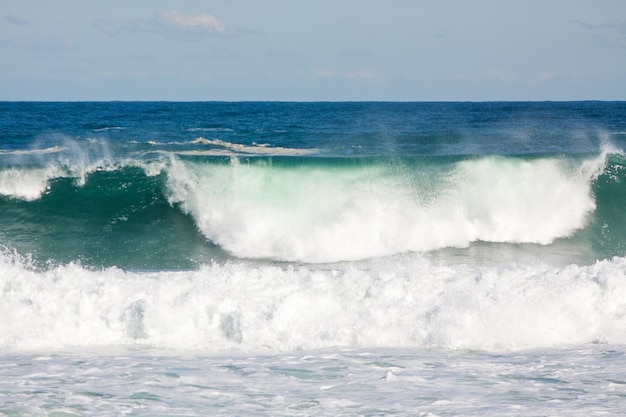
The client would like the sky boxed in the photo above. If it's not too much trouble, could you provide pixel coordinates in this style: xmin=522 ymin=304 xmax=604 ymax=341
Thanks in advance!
xmin=1 ymin=0 xmax=625 ymax=101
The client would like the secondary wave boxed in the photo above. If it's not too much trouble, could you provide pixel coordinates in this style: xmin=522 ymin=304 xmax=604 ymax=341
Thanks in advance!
xmin=1 ymin=248 xmax=626 ymax=351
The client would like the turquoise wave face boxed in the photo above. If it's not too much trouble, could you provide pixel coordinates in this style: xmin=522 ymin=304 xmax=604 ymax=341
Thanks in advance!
xmin=0 ymin=151 xmax=624 ymax=269
xmin=590 ymin=153 xmax=626 ymax=257
xmin=0 ymin=165 xmax=225 ymax=270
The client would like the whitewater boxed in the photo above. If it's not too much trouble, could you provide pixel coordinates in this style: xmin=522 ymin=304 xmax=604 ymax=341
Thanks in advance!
xmin=1 ymin=101 xmax=626 ymax=416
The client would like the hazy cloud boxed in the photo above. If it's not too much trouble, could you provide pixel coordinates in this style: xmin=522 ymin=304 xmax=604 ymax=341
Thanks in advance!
xmin=0 ymin=37 xmax=74 ymax=52
xmin=340 ymin=48 xmax=372 ymax=57
xmin=94 ymin=18 xmax=122 ymax=37
xmin=484 ymin=69 xmax=517 ymax=82
xmin=312 ymin=68 xmax=335 ymax=78
xmin=539 ymin=71 xmax=557 ymax=82
xmin=95 ymin=11 xmax=229 ymax=40
xmin=433 ymin=26 xmax=450 ymax=38
xmin=571 ymin=20 xmax=595 ymax=30
xmin=266 ymin=48 xmax=300 ymax=59
xmin=572 ymin=19 xmax=626 ymax=48
xmin=94 ymin=69 xmax=147 ymax=80
xmin=345 ymin=68 xmax=382 ymax=81
xmin=4 ymin=15 xmax=28 ymax=26
xmin=162 ymin=11 xmax=225 ymax=32
xmin=127 ymin=11 xmax=226 ymax=38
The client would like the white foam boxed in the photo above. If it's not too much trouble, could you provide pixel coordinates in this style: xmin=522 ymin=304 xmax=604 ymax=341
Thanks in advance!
xmin=187 ymin=127 xmax=234 ymax=132
xmin=93 ymin=126 xmax=124 ymax=132
xmin=0 ymin=146 xmax=66 ymax=156
xmin=2 ymin=249 xmax=626 ymax=352
xmin=144 ymin=137 xmax=318 ymax=156
xmin=449 ymin=156 xmax=597 ymax=245
xmin=0 ymin=152 xmax=167 ymax=201
xmin=165 ymin=155 xmax=603 ymax=263
xmin=185 ymin=137 xmax=319 ymax=156
xmin=0 ymin=165 xmax=64 ymax=201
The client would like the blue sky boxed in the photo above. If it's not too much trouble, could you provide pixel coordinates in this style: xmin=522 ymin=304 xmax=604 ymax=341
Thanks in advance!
xmin=1 ymin=0 xmax=625 ymax=101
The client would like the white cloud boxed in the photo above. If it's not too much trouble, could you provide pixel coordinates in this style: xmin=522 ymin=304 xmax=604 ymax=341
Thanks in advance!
xmin=344 ymin=68 xmax=382 ymax=81
xmin=160 ymin=11 xmax=225 ymax=32
xmin=97 ymin=70 xmax=117 ymax=79
xmin=179 ymin=71 xmax=214 ymax=83
xmin=484 ymin=69 xmax=516 ymax=82
xmin=539 ymin=72 xmax=557 ymax=82
xmin=312 ymin=68 xmax=334 ymax=78
xmin=128 ymin=11 xmax=226 ymax=38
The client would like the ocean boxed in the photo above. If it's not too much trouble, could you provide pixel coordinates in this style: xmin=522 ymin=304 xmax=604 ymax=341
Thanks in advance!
xmin=1 ymin=101 xmax=625 ymax=415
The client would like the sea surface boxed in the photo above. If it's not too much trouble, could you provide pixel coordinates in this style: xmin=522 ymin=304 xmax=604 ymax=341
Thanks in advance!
xmin=1 ymin=101 xmax=626 ymax=415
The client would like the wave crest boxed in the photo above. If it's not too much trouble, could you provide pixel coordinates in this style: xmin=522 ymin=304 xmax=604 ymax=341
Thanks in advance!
xmin=166 ymin=154 xmax=604 ymax=262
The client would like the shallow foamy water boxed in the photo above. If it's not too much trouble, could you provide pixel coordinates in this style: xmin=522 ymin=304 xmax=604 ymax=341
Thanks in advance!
xmin=2 ymin=346 xmax=625 ymax=416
